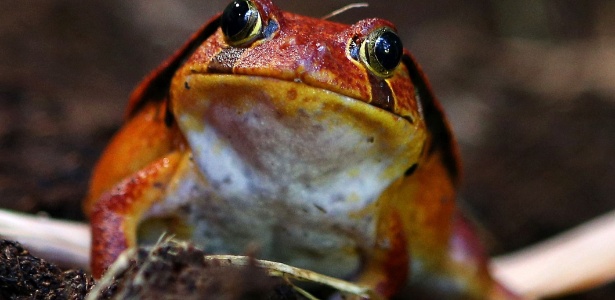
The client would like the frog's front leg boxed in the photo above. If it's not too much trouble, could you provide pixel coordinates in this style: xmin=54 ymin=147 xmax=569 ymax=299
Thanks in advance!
xmin=89 ymin=151 xmax=184 ymax=278
xmin=357 ymin=210 xmax=410 ymax=297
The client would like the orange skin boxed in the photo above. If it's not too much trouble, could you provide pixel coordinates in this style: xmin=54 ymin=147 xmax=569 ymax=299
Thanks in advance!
xmin=85 ymin=1 xmax=517 ymax=298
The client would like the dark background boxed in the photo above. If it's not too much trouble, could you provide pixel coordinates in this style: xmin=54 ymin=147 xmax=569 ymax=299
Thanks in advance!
xmin=1 ymin=1 xmax=613 ymax=298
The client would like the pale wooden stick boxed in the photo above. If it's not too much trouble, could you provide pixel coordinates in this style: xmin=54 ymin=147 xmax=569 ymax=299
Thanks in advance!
xmin=0 ymin=209 xmax=90 ymax=268
xmin=491 ymin=210 xmax=615 ymax=298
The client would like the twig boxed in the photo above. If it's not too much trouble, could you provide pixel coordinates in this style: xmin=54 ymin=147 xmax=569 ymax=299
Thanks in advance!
xmin=322 ymin=3 xmax=369 ymax=20
xmin=205 ymin=254 xmax=380 ymax=299
xmin=491 ymin=210 xmax=615 ymax=298
xmin=0 ymin=209 xmax=90 ymax=268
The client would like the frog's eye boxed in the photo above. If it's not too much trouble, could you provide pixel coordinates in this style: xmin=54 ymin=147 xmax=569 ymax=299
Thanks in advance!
xmin=359 ymin=27 xmax=403 ymax=78
xmin=221 ymin=0 xmax=263 ymax=46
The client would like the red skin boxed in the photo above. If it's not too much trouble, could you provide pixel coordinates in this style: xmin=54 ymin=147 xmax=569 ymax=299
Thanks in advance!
xmin=85 ymin=1 xmax=518 ymax=298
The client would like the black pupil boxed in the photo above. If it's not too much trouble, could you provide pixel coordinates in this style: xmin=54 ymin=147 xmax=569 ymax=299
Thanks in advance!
xmin=374 ymin=31 xmax=402 ymax=71
xmin=221 ymin=0 xmax=252 ymax=38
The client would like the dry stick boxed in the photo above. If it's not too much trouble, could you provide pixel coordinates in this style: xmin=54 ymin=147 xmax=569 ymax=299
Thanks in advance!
xmin=321 ymin=3 xmax=369 ymax=20
xmin=204 ymin=254 xmax=381 ymax=299
xmin=0 ymin=209 xmax=90 ymax=268
xmin=1 ymin=207 xmax=615 ymax=298
xmin=491 ymin=209 xmax=615 ymax=299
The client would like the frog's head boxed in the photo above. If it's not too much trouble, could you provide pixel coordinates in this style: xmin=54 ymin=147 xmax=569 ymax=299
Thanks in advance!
xmin=129 ymin=0 xmax=459 ymax=209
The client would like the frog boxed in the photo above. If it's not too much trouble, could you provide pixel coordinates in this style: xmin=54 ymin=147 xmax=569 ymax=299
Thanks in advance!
xmin=84 ymin=0 xmax=517 ymax=298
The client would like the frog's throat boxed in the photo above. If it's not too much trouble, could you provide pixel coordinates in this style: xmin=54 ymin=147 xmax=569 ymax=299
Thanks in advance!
xmin=170 ymin=74 xmax=425 ymax=213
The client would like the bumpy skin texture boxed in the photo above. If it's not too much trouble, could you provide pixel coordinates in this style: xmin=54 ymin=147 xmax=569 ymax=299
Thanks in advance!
xmin=85 ymin=1 xmax=517 ymax=298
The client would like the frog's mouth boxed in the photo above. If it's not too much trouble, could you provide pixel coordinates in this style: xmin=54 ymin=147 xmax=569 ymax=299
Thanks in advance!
xmin=170 ymin=74 xmax=424 ymax=212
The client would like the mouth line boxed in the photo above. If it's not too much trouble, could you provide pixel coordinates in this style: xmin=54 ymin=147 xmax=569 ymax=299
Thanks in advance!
xmin=188 ymin=72 xmax=410 ymax=123
xmin=193 ymin=72 xmax=359 ymax=98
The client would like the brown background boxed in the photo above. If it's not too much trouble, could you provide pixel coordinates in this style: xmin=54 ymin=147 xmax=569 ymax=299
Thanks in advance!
xmin=1 ymin=1 xmax=614 ymax=298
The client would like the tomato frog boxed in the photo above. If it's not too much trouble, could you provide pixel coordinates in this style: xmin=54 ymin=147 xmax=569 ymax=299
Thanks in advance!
xmin=85 ymin=0 xmax=517 ymax=298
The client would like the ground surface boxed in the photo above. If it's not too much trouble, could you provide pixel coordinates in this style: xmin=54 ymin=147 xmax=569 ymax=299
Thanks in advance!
xmin=0 ymin=239 xmax=304 ymax=300
xmin=1 ymin=1 xmax=614 ymax=298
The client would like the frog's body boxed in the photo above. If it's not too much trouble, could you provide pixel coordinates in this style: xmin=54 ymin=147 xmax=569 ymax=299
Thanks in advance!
xmin=85 ymin=1 xmax=516 ymax=298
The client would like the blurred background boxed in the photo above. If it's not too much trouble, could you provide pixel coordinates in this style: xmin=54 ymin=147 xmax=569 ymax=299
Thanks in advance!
xmin=0 ymin=0 xmax=613 ymax=298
